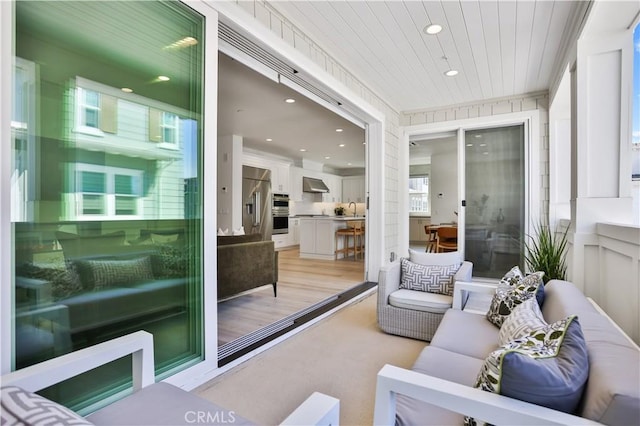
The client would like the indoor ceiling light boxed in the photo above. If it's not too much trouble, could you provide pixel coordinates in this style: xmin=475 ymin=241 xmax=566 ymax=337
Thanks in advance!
xmin=424 ymin=24 xmax=442 ymax=35
xmin=339 ymin=144 xmax=345 ymax=147
xmin=336 ymin=128 xmax=343 ymax=132
xmin=266 ymin=138 xmax=273 ymax=142
xmin=164 ymin=36 xmax=198 ymax=50
xmin=121 ymin=87 xmax=133 ymax=93
xmin=444 ymin=69 xmax=459 ymax=77
xmin=347 ymin=163 xmax=352 ymax=166
xmin=480 ymin=143 xmax=487 ymax=147
xmin=299 ymin=148 xmax=307 ymax=152
xmin=466 ymin=143 xmax=473 ymax=147
xmin=285 ymin=98 xmax=296 ymax=103
xmin=158 ymin=75 xmax=170 ymax=82
xmin=325 ymin=156 xmax=331 ymax=159
xmin=483 ymin=152 xmax=489 ymax=155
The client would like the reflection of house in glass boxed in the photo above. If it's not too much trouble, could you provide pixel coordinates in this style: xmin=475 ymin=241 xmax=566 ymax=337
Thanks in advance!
xmin=63 ymin=77 xmax=194 ymax=221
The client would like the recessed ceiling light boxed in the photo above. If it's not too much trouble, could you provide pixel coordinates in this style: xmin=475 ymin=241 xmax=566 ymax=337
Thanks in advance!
xmin=121 ymin=87 xmax=133 ymax=93
xmin=424 ymin=24 xmax=442 ymax=35
xmin=266 ymin=138 xmax=273 ymax=142
xmin=363 ymin=142 xmax=366 ymax=145
xmin=347 ymin=163 xmax=352 ymax=166
xmin=480 ymin=143 xmax=487 ymax=147
xmin=444 ymin=69 xmax=458 ymax=77
xmin=338 ymin=144 xmax=345 ymax=147
xmin=158 ymin=75 xmax=170 ymax=82
xmin=285 ymin=98 xmax=296 ymax=103
xmin=482 ymin=151 xmax=489 ymax=155
xmin=335 ymin=128 xmax=343 ymax=132
xmin=475 ymin=134 xmax=483 ymax=138
xmin=325 ymin=156 xmax=331 ymax=160
xmin=466 ymin=143 xmax=473 ymax=147
xmin=299 ymin=148 xmax=307 ymax=152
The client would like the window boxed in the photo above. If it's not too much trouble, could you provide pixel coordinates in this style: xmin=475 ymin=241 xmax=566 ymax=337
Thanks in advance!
xmin=79 ymin=88 xmax=101 ymax=129
xmin=409 ymin=176 xmax=429 ymax=213
xmin=75 ymin=164 xmax=142 ymax=219
xmin=161 ymin=112 xmax=178 ymax=144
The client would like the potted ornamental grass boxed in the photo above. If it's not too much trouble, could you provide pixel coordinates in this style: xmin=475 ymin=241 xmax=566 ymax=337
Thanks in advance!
xmin=524 ymin=221 xmax=569 ymax=283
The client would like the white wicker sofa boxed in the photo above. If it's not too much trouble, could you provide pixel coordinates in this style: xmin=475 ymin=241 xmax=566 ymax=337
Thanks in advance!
xmin=374 ymin=279 xmax=640 ymax=425
xmin=1 ymin=331 xmax=339 ymax=426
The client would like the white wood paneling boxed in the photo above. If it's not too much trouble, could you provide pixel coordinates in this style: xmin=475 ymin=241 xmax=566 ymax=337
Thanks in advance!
xmin=271 ymin=1 xmax=585 ymax=112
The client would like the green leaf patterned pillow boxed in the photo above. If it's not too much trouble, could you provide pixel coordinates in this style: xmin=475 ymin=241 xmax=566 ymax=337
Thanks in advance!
xmin=464 ymin=315 xmax=589 ymax=426
xmin=486 ymin=270 xmax=545 ymax=328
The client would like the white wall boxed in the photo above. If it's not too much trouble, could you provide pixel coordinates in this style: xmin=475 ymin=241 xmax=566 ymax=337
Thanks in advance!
xmin=429 ymin=150 xmax=458 ymax=225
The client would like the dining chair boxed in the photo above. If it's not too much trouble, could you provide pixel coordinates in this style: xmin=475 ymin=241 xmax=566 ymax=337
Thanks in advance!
xmin=436 ymin=226 xmax=458 ymax=252
xmin=424 ymin=225 xmax=437 ymax=253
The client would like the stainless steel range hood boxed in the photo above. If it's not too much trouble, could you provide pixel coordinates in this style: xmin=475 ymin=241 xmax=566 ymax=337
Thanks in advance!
xmin=302 ymin=176 xmax=330 ymax=193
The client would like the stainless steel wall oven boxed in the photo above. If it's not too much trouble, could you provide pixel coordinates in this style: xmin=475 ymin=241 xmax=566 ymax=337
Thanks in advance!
xmin=272 ymin=193 xmax=289 ymax=234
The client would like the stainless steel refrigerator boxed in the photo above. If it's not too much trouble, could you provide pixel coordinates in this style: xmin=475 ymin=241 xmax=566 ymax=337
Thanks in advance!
xmin=242 ymin=165 xmax=272 ymax=240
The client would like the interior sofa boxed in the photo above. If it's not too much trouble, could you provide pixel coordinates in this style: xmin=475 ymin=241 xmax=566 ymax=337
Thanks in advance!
xmin=14 ymin=230 xmax=191 ymax=367
xmin=217 ymin=234 xmax=278 ymax=300
xmin=374 ymin=279 xmax=640 ymax=425
xmin=1 ymin=331 xmax=340 ymax=425
xmin=377 ymin=250 xmax=473 ymax=341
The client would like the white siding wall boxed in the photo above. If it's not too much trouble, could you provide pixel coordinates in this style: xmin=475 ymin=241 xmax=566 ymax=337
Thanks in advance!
xmin=227 ymin=0 xmax=402 ymax=261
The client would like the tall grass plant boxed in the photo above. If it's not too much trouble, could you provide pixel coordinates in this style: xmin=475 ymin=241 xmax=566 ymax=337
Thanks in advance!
xmin=524 ymin=222 xmax=569 ymax=283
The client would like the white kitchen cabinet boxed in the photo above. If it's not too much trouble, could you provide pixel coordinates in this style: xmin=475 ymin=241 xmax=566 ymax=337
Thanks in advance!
xmin=409 ymin=217 xmax=431 ymax=242
xmin=342 ymin=176 xmax=365 ymax=203
xmin=272 ymin=233 xmax=291 ymax=249
xmin=290 ymin=166 xmax=304 ymax=201
xmin=299 ymin=219 xmax=316 ymax=253
xmin=315 ymin=220 xmax=335 ymax=255
xmin=323 ymin=174 xmax=342 ymax=203
xmin=273 ymin=163 xmax=290 ymax=194
xmin=289 ymin=217 xmax=300 ymax=245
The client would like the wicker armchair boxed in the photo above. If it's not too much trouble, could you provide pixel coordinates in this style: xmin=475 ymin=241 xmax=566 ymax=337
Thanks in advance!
xmin=377 ymin=251 xmax=473 ymax=341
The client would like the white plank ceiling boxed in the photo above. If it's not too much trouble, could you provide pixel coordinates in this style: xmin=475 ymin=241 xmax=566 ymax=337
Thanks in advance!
xmin=270 ymin=0 xmax=583 ymax=112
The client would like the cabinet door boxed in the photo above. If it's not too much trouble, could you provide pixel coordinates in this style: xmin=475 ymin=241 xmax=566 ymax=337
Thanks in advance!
xmin=299 ymin=219 xmax=316 ymax=253
xmin=315 ymin=221 xmax=335 ymax=255
xmin=275 ymin=163 xmax=290 ymax=193
xmin=290 ymin=167 xmax=303 ymax=201
xmin=355 ymin=176 xmax=365 ymax=203
xmin=290 ymin=218 xmax=300 ymax=244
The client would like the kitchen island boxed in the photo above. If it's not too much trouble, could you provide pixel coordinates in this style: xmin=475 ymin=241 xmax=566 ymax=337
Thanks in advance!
xmin=298 ymin=216 xmax=366 ymax=260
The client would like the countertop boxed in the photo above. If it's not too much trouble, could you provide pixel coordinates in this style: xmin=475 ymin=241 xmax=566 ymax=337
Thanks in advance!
xmin=293 ymin=215 xmax=366 ymax=221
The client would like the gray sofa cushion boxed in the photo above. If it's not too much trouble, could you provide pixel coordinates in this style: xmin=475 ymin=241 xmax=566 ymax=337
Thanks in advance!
xmin=542 ymin=280 xmax=598 ymax=323
xmin=395 ymin=346 xmax=483 ymax=426
xmin=429 ymin=309 xmax=499 ymax=360
xmin=388 ymin=289 xmax=452 ymax=314
xmin=87 ymin=383 xmax=254 ymax=426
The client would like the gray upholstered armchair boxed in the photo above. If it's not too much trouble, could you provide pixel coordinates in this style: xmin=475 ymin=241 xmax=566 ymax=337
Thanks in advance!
xmin=377 ymin=250 xmax=473 ymax=341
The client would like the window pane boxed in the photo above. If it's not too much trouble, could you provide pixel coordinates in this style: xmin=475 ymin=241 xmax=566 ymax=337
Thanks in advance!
xmin=464 ymin=125 xmax=525 ymax=279
xmin=81 ymin=171 xmax=105 ymax=193
xmin=114 ymin=174 xmax=133 ymax=195
xmin=13 ymin=0 xmax=204 ymax=412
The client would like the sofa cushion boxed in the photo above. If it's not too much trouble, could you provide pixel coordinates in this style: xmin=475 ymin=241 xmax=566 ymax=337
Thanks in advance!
xmin=466 ymin=316 xmax=589 ymax=425
xmin=74 ymin=256 xmax=154 ymax=290
xmin=408 ymin=249 xmax=461 ymax=266
xmin=399 ymin=258 xmax=459 ymax=296
xmin=485 ymin=272 xmax=544 ymax=328
xmin=429 ymin=309 xmax=499 ymax=360
xmin=56 ymin=231 xmax=126 ymax=259
xmin=541 ymin=280 xmax=598 ymax=323
xmin=395 ymin=346 xmax=483 ymax=426
xmin=498 ymin=297 xmax=547 ymax=346
xmin=389 ymin=289 xmax=452 ymax=314
xmin=87 ymin=382 xmax=253 ymax=425
xmin=499 ymin=266 xmax=545 ymax=306
xmin=1 ymin=385 xmax=94 ymax=426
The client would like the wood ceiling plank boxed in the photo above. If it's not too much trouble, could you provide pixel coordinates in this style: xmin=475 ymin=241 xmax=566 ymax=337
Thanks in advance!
xmin=525 ymin=1 xmax=555 ymax=93
xmin=459 ymin=0 xmax=494 ymax=100
xmin=513 ymin=1 xmax=536 ymax=96
xmin=478 ymin=0 xmax=505 ymax=99
xmin=536 ymin=1 xmax=574 ymax=90
xmin=498 ymin=1 xmax=517 ymax=96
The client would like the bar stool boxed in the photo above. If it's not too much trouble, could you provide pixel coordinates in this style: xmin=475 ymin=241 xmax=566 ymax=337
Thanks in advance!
xmin=335 ymin=221 xmax=365 ymax=260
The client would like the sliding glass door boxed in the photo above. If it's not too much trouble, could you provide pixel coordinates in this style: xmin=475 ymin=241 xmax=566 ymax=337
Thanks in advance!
xmin=12 ymin=0 xmax=204 ymax=411
xmin=464 ymin=125 xmax=525 ymax=278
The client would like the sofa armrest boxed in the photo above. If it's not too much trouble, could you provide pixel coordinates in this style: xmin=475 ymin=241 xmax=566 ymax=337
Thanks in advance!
xmin=280 ymin=392 xmax=340 ymax=426
xmin=374 ymin=364 xmax=601 ymax=426
xmin=16 ymin=276 xmax=52 ymax=306
xmin=377 ymin=261 xmax=401 ymax=305
xmin=452 ymin=281 xmax=497 ymax=311
xmin=2 ymin=330 xmax=155 ymax=393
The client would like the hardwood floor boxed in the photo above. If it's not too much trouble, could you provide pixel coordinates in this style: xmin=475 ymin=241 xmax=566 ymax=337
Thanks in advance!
xmin=217 ymin=246 xmax=365 ymax=346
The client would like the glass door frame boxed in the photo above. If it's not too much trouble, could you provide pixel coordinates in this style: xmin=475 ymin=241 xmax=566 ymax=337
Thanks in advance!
xmin=401 ymin=110 xmax=541 ymax=273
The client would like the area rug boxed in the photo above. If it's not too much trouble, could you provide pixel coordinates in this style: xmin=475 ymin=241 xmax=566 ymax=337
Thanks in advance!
xmin=195 ymin=291 xmax=426 ymax=425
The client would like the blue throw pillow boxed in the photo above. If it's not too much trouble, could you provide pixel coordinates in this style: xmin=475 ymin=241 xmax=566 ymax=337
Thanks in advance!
xmin=464 ymin=316 xmax=589 ymax=425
